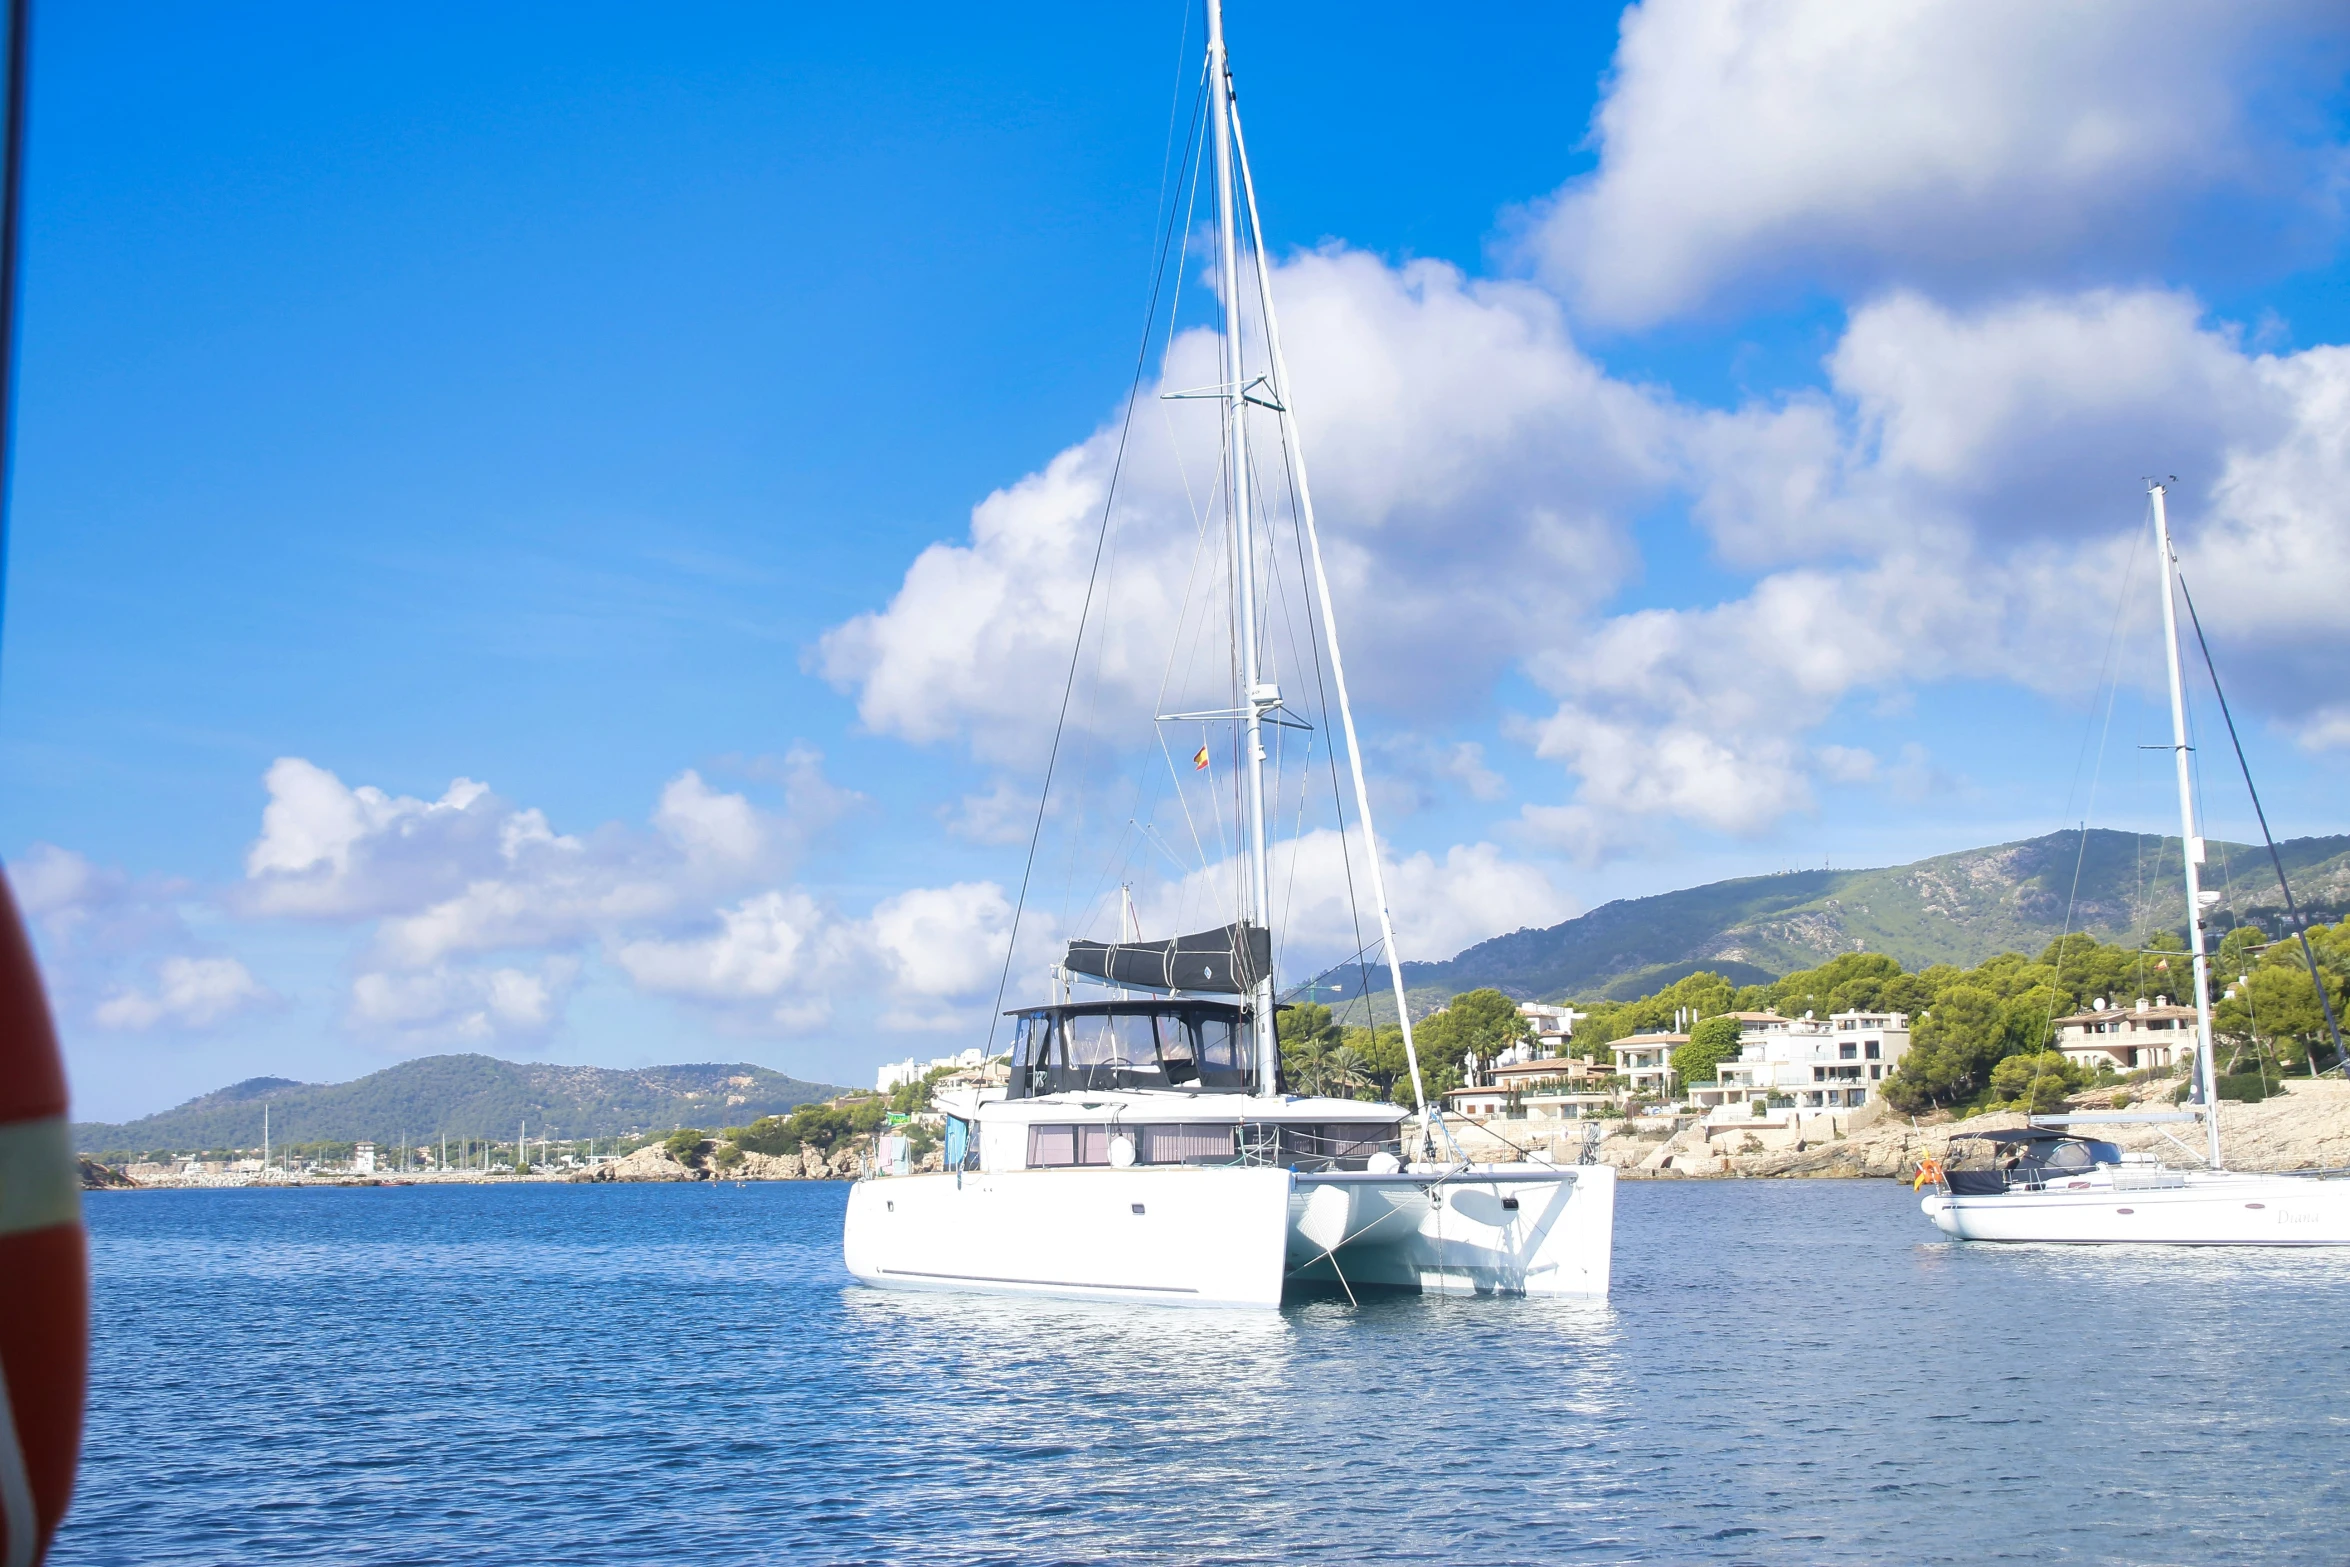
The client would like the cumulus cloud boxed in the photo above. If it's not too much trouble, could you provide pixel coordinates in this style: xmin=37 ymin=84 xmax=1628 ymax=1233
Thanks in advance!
xmin=348 ymin=959 xmax=579 ymax=1042
xmin=1124 ymin=829 xmax=1570 ymax=974
xmin=210 ymin=754 xmax=1036 ymax=1040
xmin=869 ymin=882 xmax=1015 ymax=999
xmin=1524 ymin=286 xmax=2350 ymax=836
xmin=11 ymin=844 xmax=277 ymax=1034
xmin=819 ymin=247 xmax=1671 ymax=766
xmin=1531 ymin=0 xmax=2350 ymax=326
xmin=94 ymin=956 xmax=272 ymax=1033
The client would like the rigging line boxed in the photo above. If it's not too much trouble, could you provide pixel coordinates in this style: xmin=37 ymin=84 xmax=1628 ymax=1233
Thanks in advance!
xmin=1149 ymin=70 xmax=1214 ymax=572
xmin=2175 ymin=570 xmax=2346 ymax=1066
xmin=1044 ymin=67 xmax=1214 ymax=950
xmin=1227 ymin=88 xmax=1431 ymax=1129
xmin=1270 ymin=360 xmax=1376 ymax=1031
xmin=2032 ymin=518 xmax=2149 ymax=1099
xmin=1275 ymin=730 xmax=1317 ymax=982
xmin=981 ymin=61 xmax=1209 ymax=1060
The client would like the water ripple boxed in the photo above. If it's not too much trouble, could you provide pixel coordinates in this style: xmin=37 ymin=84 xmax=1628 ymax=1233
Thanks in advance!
xmin=51 ymin=1179 xmax=2350 ymax=1565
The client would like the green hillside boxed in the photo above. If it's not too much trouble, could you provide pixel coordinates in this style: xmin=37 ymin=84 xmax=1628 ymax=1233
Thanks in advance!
xmin=73 ymin=1054 xmax=845 ymax=1159
xmin=1380 ymin=829 xmax=2350 ymax=1007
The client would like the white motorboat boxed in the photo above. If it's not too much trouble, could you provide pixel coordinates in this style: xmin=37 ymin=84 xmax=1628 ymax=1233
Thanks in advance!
xmin=842 ymin=0 xmax=1615 ymax=1308
xmin=1919 ymin=483 xmax=2350 ymax=1245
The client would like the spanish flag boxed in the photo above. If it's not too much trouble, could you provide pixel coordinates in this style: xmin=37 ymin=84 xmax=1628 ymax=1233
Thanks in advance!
xmin=1193 ymin=745 xmax=1210 ymax=771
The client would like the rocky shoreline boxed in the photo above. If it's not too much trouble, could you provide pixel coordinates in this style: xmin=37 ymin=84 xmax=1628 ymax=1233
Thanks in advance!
xmin=84 ymin=1080 xmax=2350 ymax=1189
xmin=1468 ymin=1078 xmax=2350 ymax=1180
xmin=567 ymin=1141 xmax=904 ymax=1183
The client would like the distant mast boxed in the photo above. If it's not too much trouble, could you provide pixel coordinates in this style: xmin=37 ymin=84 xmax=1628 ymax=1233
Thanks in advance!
xmin=2151 ymin=483 xmax=2225 ymax=1171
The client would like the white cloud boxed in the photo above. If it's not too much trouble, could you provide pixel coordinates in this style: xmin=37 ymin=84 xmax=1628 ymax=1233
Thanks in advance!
xmin=1524 ymin=286 xmax=2350 ymax=834
xmin=242 ymin=759 xmax=505 ymax=918
xmin=869 ymin=882 xmax=1014 ymax=999
xmin=613 ymin=890 xmax=836 ymax=1009
xmin=95 ymin=957 xmax=271 ymax=1032
xmin=348 ymin=958 xmax=579 ymax=1042
xmin=1124 ymin=829 xmax=1570 ymax=974
xmin=1532 ymin=0 xmax=2350 ymax=326
xmin=819 ymin=247 xmax=1671 ymax=765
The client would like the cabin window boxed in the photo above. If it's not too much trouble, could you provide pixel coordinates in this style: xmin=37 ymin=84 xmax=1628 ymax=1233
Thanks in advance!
xmin=1006 ymin=1006 xmax=1258 ymax=1097
xmin=1026 ymin=1124 xmax=1114 ymax=1168
xmin=1194 ymin=1016 xmax=1248 ymax=1087
xmin=1061 ymin=1014 xmax=1161 ymax=1089
xmin=1137 ymin=1123 xmax=1238 ymax=1165
xmin=1274 ymin=1122 xmax=1399 ymax=1171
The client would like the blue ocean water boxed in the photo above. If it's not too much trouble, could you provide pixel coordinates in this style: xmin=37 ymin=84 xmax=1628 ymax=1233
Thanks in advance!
xmin=54 ymin=1178 xmax=2350 ymax=1566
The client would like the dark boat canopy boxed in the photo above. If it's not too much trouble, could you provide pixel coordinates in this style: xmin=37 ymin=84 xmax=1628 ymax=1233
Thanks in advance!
xmin=1944 ymin=1128 xmax=2123 ymax=1194
xmin=1063 ymin=921 xmax=1270 ymax=997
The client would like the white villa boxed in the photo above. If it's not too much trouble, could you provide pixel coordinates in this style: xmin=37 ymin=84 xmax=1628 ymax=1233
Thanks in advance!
xmin=2052 ymin=996 xmax=2195 ymax=1074
xmin=877 ymin=1048 xmax=988 ymax=1094
xmin=1609 ymin=1032 xmax=1683 ymax=1100
xmin=1518 ymin=1002 xmax=1584 ymax=1054
xmin=1684 ymin=1010 xmax=1912 ymax=1116
xmin=1447 ymin=1048 xmax=1615 ymax=1120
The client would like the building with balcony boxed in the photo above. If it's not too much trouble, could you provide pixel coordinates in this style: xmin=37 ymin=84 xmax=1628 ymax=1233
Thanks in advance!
xmin=1445 ymin=1049 xmax=1619 ymax=1120
xmin=1609 ymin=1032 xmax=1684 ymax=1100
xmin=1685 ymin=1010 xmax=1911 ymax=1115
xmin=2053 ymin=996 xmax=2195 ymax=1074
xmin=1517 ymin=1002 xmax=1584 ymax=1053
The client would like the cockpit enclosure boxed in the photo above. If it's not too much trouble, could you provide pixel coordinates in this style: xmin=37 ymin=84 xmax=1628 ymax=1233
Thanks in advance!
xmin=1944 ymin=1128 xmax=2123 ymax=1195
xmin=1006 ymin=1000 xmax=1261 ymax=1098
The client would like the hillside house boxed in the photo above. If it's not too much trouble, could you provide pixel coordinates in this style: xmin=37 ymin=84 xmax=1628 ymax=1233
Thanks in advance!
xmin=2053 ymin=996 xmax=2195 ymax=1074
xmin=1445 ymin=1050 xmax=1615 ymax=1120
xmin=1610 ymin=1032 xmax=1684 ymax=1100
xmin=1686 ymin=1010 xmax=1912 ymax=1115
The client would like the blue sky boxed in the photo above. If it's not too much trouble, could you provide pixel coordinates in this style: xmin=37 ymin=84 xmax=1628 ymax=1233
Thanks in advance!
xmin=15 ymin=1 xmax=2350 ymax=1121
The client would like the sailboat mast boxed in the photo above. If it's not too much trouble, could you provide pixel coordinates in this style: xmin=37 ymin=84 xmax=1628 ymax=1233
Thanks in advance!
xmin=1225 ymin=99 xmax=1430 ymax=1123
xmin=1206 ymin=0 xmax=1279 ymax=1096
xmin=2152 ymin=483 xmax=2225 ymax=1171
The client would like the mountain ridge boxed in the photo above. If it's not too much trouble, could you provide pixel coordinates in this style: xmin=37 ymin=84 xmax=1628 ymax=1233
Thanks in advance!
xmin=74 ymin=1054 xmax=847 ymax=1157
xmin=1340 ymin=829 xmax=2350 ymax=1008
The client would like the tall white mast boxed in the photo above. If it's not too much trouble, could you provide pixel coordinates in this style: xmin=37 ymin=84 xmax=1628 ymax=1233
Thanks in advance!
xmin=1225 ymin=99 xmax=1431 ymax=1124
xmin=1205 ymin=0 xmax=1279 ymax=1096
xmin=2152 ymin=483 xmax=2224 ymax=1171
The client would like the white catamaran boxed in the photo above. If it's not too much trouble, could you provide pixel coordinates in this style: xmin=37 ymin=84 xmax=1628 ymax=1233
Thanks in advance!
xmin=1919 ymin=483 xmax=2350 ymax=1245
xmin=841 ymin=0 xmax=1614 ymax=1308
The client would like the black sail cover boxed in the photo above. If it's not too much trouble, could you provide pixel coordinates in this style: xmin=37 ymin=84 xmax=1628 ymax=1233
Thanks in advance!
xmin=1063 ymin=922 xmax=1272 ymax=996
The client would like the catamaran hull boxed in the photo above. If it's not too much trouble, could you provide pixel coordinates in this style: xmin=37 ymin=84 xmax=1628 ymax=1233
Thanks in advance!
xmin=1286 ymin=1164 xmax=1615 ymax=1298
xmin=843 ymin=1162 xmax=1616 ymax=1307
xmin=844 ymin=1165 xmax=1295 ymax=1308
xmin=1922 ymin=1176 xmax=2350 ymax=1245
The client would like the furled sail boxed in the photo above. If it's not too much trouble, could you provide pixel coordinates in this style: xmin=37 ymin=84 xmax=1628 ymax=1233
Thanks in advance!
xmin=1063 ymin=922 xmax=1271 ymax=996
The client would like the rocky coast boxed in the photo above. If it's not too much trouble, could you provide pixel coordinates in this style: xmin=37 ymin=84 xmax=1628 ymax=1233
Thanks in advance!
xmin=1458 ymin=1078 xmax=2350 ymax=1180
xmin=568 ymin=1140 xmax=932 ymax=1183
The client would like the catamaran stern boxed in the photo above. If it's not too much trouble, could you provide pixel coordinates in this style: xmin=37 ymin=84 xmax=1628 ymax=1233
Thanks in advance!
xmin=1287 ymin=1164 xmax=1615 ymax=1298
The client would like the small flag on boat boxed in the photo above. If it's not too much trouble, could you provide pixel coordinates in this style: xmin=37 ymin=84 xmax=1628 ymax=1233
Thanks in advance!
xmin=1193 ymin=745 xmax=1210 ymax=771
xmin=2157 ymin=958 xmax=2171 ymax=971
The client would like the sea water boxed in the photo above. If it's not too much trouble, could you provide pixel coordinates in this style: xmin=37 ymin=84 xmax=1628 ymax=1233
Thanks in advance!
xmin=55 ymin=1178 xmax=2350 ymax=1565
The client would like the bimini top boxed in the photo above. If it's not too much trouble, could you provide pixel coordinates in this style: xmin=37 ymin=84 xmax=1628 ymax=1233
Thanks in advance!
xmin=1949 ymin=1127 xmax=2105 ymax=1145
xmin=1002 ymin=999 xmax=1265 ymax=1099
xmin=1944 ymin=1128 xmax=2122 ymax=1194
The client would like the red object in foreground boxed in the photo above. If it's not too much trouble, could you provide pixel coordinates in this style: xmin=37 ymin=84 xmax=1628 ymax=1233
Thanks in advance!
xmin=0 ymin=870 xmax=83 ymax=1565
